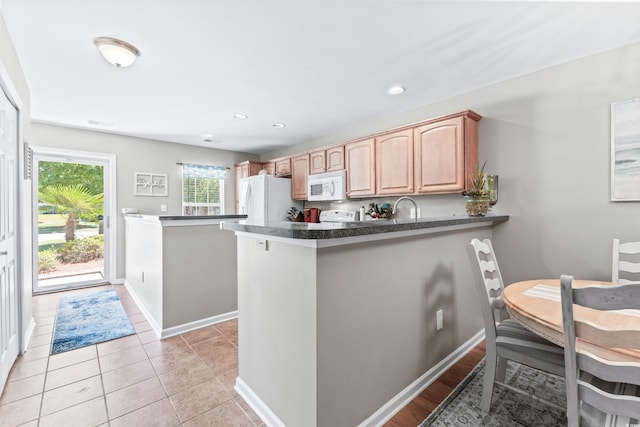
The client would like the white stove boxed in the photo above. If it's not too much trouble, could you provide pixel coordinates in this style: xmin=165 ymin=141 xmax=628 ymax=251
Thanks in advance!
xmin=318 ymin=210 xmax=359 ymax=223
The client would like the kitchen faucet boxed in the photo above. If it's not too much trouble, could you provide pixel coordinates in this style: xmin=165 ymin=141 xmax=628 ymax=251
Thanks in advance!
xmin=392 ymin=196 xmax=418 ymax=220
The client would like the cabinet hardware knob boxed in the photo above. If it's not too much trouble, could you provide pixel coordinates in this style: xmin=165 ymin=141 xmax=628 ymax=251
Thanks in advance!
xmin=0 ymin=251 xmax=7 ymax=255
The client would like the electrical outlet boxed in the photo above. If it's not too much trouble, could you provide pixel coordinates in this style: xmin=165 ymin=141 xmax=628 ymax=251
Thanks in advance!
xmin=436 ymin=309 xmax=443 ymax=331
xmin=255 ymin=239 xmax=268 ymax=251
xmin=161 ymin=204 xmax=167 ymax=212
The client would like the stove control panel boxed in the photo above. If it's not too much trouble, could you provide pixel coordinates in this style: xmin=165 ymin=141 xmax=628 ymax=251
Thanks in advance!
xmin=318 ymin=210 xmax=359 ymax=223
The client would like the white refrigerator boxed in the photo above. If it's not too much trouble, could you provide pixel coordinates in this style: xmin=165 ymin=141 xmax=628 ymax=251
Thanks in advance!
xmin=238 ymin=174 xmax=302 ymax=225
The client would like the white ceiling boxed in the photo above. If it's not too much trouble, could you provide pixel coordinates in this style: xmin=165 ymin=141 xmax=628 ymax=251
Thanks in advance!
xmin=3 ymin=1 xmax=640 ymax=154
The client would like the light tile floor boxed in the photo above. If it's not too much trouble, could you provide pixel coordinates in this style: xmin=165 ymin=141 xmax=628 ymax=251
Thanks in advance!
xmin=0 ymin=284 xmax=263 ymax=426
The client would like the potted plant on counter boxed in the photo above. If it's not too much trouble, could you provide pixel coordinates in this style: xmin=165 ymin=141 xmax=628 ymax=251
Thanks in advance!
xmin=462 ymin=161 xmax=490 ymax=216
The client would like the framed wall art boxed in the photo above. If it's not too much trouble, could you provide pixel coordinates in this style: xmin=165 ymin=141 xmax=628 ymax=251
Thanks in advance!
xmin=611 ymin=98 xmax=640 ymax=201
xmin=134 ymin=172 xmax=168 ymax=196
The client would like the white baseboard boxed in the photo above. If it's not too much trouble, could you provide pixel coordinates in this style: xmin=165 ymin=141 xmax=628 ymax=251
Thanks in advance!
xmin=21 ymin=317 xmax=36 ymax=353
xmin=122 ymin=280 xmax=162 ymax=338
xmin=122 ymin=279 xmax=238 ymax=340
xmin=235 ymin=377 xmax=286 ymax=427
xmin=160 ymin=311 xmax=238 ymax=339
xmin=357 ymin=329 xmax=486 ymax=427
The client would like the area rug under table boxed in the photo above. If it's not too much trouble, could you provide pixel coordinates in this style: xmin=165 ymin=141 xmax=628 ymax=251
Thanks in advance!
xmin=51 ymin=288 xmax=136 ymax=355
xmin=420 ymin=359 xmax=567 ymax=426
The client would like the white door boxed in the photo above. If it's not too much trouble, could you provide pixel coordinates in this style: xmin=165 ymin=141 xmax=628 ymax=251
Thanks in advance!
xmin=0 ymin=86 xmax=20 ymax=393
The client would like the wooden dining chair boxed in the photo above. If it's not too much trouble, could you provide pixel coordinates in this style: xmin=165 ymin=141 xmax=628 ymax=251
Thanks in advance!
xmin=612 ymin=238 xmax=640 ymax=284
xmin=560 ymin=274 xmax=640 ymax=426
xmin=467 ymin=238 xmax=566 ymax=413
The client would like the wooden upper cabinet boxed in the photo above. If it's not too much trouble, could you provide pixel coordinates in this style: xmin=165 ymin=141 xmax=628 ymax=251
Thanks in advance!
xmin=274 ymin=158 xmax=292 ymax=177
xmin=235 ymin=160 xmax=263 ymax=179
xmin=291 ymin=154 xmax=309 ymax=200
xmin=234 ymin=160 xmax=263 ymax=213
xmin=262 ymin=162 xmax=275 ymax=175
xmin=376 ymin=129 xmax=414 ymax=195
xmin=345 ymin=139 xmax=375 ymax=198
xmin=326 ymin=145 xmax=345 ymax=172
xmin=240 ymin=110 xmax=479 ymax=202
xmin=414 ymin=114 xmax=479 ymax=194
xmin=309 ymin=150 xmax=326 ymax=175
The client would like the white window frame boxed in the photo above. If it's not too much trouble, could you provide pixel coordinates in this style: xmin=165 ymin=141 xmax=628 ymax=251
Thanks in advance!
xmin=181 ymin=168 xmax=225 ymax=216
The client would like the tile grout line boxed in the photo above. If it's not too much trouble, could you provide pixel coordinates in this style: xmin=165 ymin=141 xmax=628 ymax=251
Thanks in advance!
xmin=96 ymin=343 xmax=111 ymax=426
xmin=36 ymin=292 xmax=56 ymax=426
xmin=169 ymin=328 xmax=240 ymax=424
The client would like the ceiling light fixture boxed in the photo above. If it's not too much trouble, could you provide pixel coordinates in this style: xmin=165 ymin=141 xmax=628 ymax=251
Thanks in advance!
xmin=232 ymin=114 xmax=248 ymax=119
xmin=388 ymin=85 xmax=406 ymax=95
xmin=272 ymin=123 xmax=286 ymax=129
xmin=94 ymin=37 xmax=141 ymax=67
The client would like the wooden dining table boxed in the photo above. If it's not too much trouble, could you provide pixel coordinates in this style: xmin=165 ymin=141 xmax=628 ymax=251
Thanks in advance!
xmin=503 ymin=279 xmax=640 ymax=363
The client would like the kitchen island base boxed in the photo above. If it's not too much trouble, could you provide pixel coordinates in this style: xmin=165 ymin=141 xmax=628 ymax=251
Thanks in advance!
xmin=230 ymin=219 xmax=503 ymax=426
xmin=124 ymin=215 xmax=241 ymax=338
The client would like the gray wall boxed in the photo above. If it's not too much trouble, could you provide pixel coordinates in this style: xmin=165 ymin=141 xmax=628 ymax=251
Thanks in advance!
xmin=1 ymin=12 xmax=33 ymax=349
xmin=163 ymin=224 xmax=238 ymax=328
xmin=316 ymin=226 xmax=492 ymax=426
xmin=263 ymin=41 xmax=640 ymax=286
xmin=30 ymin=123 xmax=260 ymax=278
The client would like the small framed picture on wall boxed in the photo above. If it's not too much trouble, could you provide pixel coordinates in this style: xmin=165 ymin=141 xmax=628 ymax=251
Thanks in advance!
xmin=134 ymin=172 xmax=168 ymax=196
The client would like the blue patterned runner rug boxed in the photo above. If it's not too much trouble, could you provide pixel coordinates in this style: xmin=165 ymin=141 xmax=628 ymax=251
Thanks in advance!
xmin=419 ymin=359 xmax=566 ymax=426
xmin=51 ymin=288 xmax=136 ymax=355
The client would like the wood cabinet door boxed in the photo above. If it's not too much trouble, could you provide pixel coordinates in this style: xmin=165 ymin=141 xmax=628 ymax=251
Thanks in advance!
xmin=236 ymin=163 xmax=249 ymax=180
xmin=275 ymin=158 xmax=292 ymax=176
xmin=234 ymin=164 xmax=250 ymax=213
xmin=376 ymin=129 xmax=414 ymax=195
xmin=345 ymin=139 xmax=375 ymax=197
xmin=262 ymin=162 xmax=275 ymax=175
xmin=291 ymin=154 xmax=309 ymax=200
xmin=414 ymin=117 xmax=468 ymax=194
xmin=248 ymin=161 xmax=263 ymax=176
xmin=309 ymin=150 xmax=326 ymax=175
xmin=326 ymin=146 xmax=345 ymax=171
xmin=234 ymin=161 xmax=264 ymax=213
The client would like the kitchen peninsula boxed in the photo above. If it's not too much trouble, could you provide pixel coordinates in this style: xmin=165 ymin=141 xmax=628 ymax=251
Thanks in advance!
xmin=222 ymin=215 xmax=508 ymax=427
xmin=124 ymin=214 xmax=245 ymax=337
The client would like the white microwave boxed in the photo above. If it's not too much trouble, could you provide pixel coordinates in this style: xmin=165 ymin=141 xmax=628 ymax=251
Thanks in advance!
xmin=307 ymin=170 xmax=347 ymax=201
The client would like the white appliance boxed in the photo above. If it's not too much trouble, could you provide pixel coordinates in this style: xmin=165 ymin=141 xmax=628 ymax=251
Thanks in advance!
xmin=319 ymin=209 xmax=359 ymax=223
xmin=307 ymin=170 xmax=347 ymax=201
xmin=239 ymin=175 xmax=302 ymax=225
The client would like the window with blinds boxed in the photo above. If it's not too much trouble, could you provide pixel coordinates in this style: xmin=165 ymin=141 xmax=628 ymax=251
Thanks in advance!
xmin=181 ymin=163 xmax=226 ymax=216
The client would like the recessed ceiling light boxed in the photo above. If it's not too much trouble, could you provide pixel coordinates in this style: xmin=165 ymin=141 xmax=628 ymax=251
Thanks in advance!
xmin=388 ymin=85 xmax=406 ymax=95
xmin=200 ymin=133 xmax=213 ymax=138
xmin=272 ymin=123 xmax=286 ymax=129
xmin=233 ymin=114 xmax=248 ymax=119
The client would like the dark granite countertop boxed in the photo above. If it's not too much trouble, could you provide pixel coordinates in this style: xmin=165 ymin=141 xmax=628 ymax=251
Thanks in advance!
xmin=221 ymin=215 xmax=508 ymax=240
